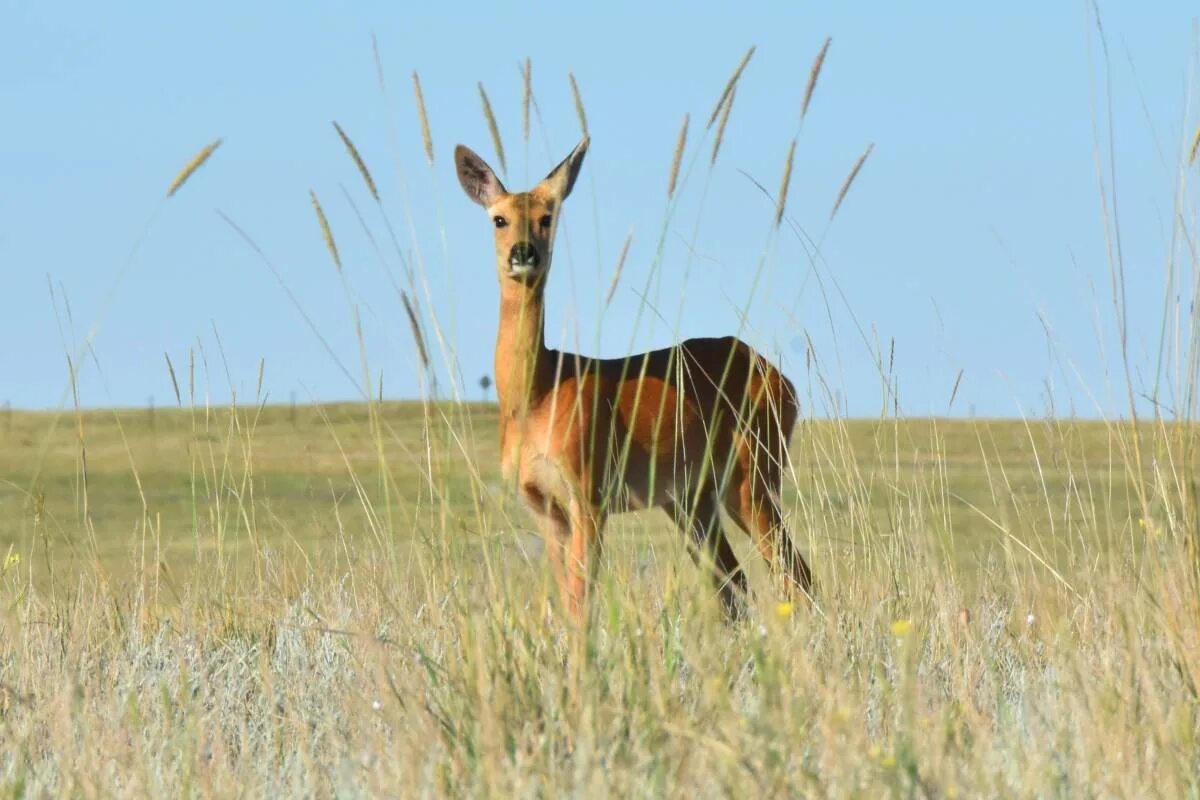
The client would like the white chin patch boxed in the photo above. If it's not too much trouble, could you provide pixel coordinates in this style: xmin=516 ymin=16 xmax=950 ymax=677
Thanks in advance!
xmin=509 ymin=263 xmax=539 ymax=277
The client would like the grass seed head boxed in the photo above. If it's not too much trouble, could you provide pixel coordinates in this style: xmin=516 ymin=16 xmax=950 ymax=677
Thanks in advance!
xmin=667 ymin=113 xmax=689 ymax=199
xmin=604 ymin=231 xmax=634 ymax=308
xmin=801 ymin=37 xmax=832 ymax=121
xmin=412 ymin=72 xmax=434 ymax=165
xmin=310 ymin=189 xmax=342 ymax=273
xmin=710 ymin=86 xmax=736 ymax=166
xmin=332 ymin=122 xmax=380 ymax=203
xmin=830 ymin=142 xmax=873 ymax=221
xmin=477 ymin=82 xmax=507 ymax=177
xmin=569 ymin=72 xmax=589 ymax=138
xmin=775 ymin=139 xmax=796 ymax=227
xmin=707 ymin=45 xmax=756 ymax=128
xmin=522 ymin=59 xmax=532 ymax=143
xmin=401 ymin=291 xmax=430 ymax=369
xmin=166 ymin=138 xmax=222 ymax=198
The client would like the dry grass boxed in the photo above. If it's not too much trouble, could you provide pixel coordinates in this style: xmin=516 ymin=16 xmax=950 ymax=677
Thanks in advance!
xmin=166 ymin=138 xmax=222 ymax=198
xmin=332 ymin=122 xmax=379 ymax=203
xmin=521 ymin=59 xmax=532 ymax=143
xmin=309 ymin=189 xmax=342 ymax=273
xmin=667 ymin=113 xmax=689 ymax=199
xmin=0 ymin=405 xmax=1198 ymax=796
xmin=775 ymin=139 xmax=796 ymax=227
xmin=801 ymin=37 xmax=831 ymax=121
xmin=477 ymin=82 xmax=507 ymax=177
xmin=707 ymin=46 xmax=755 ymax=128
xmin=412 ymin=72 xmax=434 ymax=165
xmin=400 ymin=293 xmax=430 ymax=370
xmin=569 ymin=72 xmax=588 ymax=138
xmin=711 ymin=86 xmax=736 ymax=166
xmin=830 ymin=142 xmax=874 ymax=221
xmin=605 ymin=230 xmax=634 ymax=308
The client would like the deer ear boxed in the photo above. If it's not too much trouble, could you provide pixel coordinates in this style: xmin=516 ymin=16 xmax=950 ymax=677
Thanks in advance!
xmin=455 ymin=145 xmax=506 ymax=207
xmin=541 ymin=137 xmax=589 ymax=200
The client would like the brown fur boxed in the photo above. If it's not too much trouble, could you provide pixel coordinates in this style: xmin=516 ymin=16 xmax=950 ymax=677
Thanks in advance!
xmin=455 ymin=137 xmax=812 ymax=621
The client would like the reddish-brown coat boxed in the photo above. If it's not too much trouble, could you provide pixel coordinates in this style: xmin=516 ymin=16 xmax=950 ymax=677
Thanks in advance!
xmin=456 ymin=137 xmax=812 ymax=621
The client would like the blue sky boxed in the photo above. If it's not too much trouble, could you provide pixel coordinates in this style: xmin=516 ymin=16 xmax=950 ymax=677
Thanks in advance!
xmin=2 ymin=3 xmax=1197 ymax=417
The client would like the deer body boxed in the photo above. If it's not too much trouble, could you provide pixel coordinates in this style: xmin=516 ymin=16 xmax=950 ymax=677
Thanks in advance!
xmin=457 ymin=137 xmax=811 ymax=620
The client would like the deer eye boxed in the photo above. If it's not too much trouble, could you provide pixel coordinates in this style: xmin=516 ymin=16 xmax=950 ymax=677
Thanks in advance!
xmin=493 ymin=216 xmax=508 ymax=229
xmin=539 ymin=214 xmax=552 ymax=229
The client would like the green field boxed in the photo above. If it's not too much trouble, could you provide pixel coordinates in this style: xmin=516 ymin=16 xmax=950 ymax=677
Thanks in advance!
xmin=1 ymin=403 xmax=1196 ymax=795
xmin=0 ymin=403 xmax=1152 ymax=588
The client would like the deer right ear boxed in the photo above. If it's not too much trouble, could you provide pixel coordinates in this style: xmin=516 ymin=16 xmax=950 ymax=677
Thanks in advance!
xmin=542 ymin=136 xmax=589 ymax=200
xmin=455 ymin=145 xmax=506 ymax=207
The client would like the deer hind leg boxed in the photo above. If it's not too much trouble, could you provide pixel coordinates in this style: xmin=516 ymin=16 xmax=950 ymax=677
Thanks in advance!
xmin=666 ymin=493 xmax=749 ymax=619
xmin=725 ymin=445 xmax=813 ymax=601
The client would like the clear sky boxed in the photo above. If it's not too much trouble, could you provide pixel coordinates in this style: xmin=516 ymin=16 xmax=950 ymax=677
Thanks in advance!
xmin=2 ymin=3 xmax=1197 ymax=417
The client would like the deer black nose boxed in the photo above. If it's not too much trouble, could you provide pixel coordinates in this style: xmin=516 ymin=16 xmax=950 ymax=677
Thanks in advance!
xmin=509 ymin=243 xmax=539 ymax=268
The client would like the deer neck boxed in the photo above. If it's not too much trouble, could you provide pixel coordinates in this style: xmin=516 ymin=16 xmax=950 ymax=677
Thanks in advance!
xmin=495 ymin=279 xmax=552 ymax=421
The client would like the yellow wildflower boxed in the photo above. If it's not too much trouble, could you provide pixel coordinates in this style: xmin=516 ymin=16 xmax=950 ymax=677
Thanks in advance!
xmin=775 ymin=601 xmax=794 ymax=619
xmin=890 ymin=619 xmax=912 ymax=637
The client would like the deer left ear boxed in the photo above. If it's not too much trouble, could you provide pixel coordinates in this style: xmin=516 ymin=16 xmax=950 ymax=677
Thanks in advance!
xmin=455 ymin=144 xmax=507 ymax=207
xmin=542 ymin=137 xmax=589 ymax=200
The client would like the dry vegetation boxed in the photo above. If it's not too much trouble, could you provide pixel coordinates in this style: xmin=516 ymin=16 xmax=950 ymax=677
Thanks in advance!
xmin=0 ymin=406 xmax=1198 ymax=796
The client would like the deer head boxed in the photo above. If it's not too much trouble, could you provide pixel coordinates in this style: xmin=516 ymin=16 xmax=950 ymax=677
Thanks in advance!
xmin=454 ymin=137 xmax=589 ymax=288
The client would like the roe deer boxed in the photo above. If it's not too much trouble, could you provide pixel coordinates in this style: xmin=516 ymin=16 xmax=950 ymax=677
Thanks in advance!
xmin=455 ymin=137 xmax=811 ymax=621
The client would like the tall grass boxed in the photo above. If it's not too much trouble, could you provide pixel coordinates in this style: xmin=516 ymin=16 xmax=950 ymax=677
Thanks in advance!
xmin=1 ymin=36 xmax=1199 ymax=798
xmin=1 ymin=412 xmax=1197 ymax=795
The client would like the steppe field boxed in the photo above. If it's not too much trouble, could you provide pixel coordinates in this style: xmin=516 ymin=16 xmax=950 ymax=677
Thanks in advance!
xmin=0 ymin=402 xmax=1197 ymax=796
